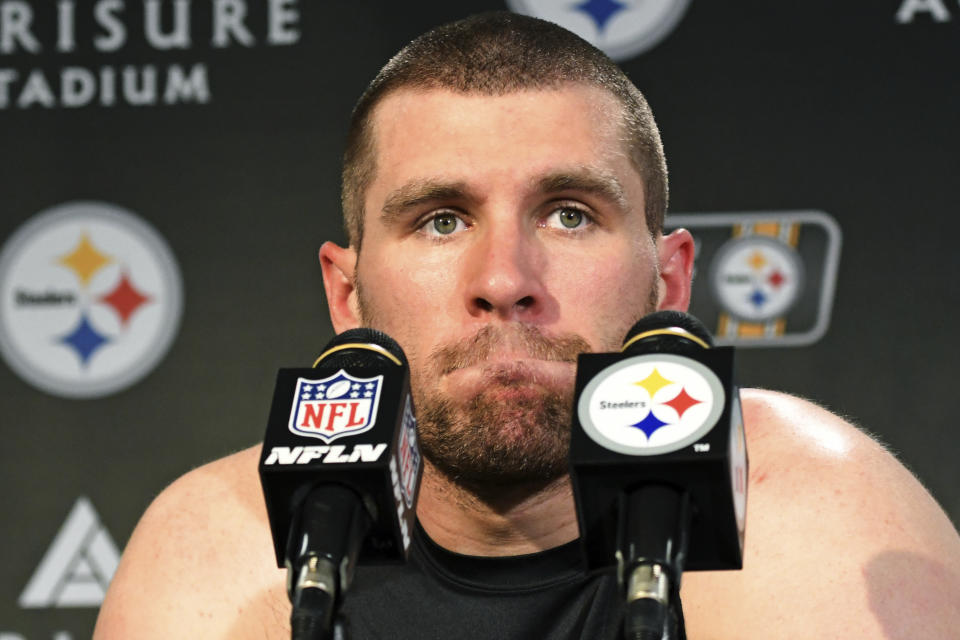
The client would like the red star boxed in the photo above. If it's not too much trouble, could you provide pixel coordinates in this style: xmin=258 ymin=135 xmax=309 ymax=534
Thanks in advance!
xmin=768 ymin=270 xmax=785 ymax=288
xmin=662 ymin=387 xmax=703 ymax=420
xmin=100 ymin=272 xmax=151 ymax=325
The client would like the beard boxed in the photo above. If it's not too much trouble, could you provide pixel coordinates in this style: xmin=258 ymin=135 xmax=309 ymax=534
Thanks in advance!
xmin=414 ymin=324 xmax=590 ymax=488
xmin=355 ymin=277 xmax=659 ymax=491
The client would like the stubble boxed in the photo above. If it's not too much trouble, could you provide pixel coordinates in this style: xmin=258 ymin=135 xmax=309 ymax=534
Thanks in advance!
xmin=355 ymin=269 xmax=659 ymax=493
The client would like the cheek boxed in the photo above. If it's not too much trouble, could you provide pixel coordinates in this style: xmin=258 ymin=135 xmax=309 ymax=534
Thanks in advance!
xmin=548 ymin=247 xmax=656 ymax=344
xmin=357 ymin=248 xmax=460 ymax=349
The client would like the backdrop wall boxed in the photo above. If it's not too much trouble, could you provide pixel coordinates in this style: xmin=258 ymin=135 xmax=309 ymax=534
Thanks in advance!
xmin=2 ymin=2 xmax=957 ymax=637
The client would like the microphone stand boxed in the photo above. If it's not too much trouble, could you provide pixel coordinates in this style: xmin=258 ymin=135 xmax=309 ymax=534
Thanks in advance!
xmin=618 ymin=484 xmax=691 ymax=640
xmin=287 ymin=484 xmax=373 ymax=640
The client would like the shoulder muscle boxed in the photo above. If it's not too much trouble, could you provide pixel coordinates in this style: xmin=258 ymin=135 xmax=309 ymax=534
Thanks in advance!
xmin=683 ymin=389 xmax=960 ymax=639
xmin=94 ymin=445 xmax=289 ymax=639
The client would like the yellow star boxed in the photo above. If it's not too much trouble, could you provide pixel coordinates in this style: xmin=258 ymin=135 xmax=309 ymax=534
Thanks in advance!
xmin=634 ymin=368 xmax=674 ymax=398
xmin=747 ymin=250 xmax=767 ymax=271
xmin=58 ymin=233 xmax=112 ymax=286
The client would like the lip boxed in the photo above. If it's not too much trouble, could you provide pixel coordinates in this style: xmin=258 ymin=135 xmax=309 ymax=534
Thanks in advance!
xmin=441 ymin=358 xmax=575 ymax=400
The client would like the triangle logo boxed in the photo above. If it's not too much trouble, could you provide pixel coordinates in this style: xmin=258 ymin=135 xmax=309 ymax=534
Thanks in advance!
xmin=19 ymin=496 xmax=121 ymax=608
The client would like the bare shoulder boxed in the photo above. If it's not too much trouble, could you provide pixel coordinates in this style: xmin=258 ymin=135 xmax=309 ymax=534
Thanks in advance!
xmin=739 ymin=388 xmax=959 ymax=549
xmin=94 ymin=444 xmax=289 ymax=639
xmin=684 ymin=389 xmax=960 ymax=639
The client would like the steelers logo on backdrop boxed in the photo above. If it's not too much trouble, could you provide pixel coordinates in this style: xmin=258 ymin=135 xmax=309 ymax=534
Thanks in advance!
xmin=0 ymin=202 xmax=183 ymax=398
xmin=578 ymin=354 xmax=725 ymax=456
xmin=506 ymin=0 xmax=691 ymax=61
xmin=665 ymin=211 xmax=841 ymax=347
xmin=710 ymin=235 xmax=804 ymax=322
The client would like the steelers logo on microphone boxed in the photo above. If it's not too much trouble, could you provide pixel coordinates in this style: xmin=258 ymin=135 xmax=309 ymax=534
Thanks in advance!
xmin=578 ymin=354 xmax=725 ymax=456
xmin=0 ymin=201 xmax=182 ymax=398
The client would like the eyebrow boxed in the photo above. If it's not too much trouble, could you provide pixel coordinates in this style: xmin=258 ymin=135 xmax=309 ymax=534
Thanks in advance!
xmin=535 ymin=168 xmax=630 ymax=212
xmin=380 ymin=179 xmax=474 ymax=224
xmin=378 ymin=167 xmax=631 ymax=224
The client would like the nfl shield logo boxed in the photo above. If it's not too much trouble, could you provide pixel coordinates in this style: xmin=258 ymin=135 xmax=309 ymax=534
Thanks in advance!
xmin=288 ymin=370 xmax=383 ymax=442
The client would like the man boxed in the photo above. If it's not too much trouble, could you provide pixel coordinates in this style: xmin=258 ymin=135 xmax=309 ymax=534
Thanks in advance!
xmin=95 ymin=13 xmax=960 ymax=639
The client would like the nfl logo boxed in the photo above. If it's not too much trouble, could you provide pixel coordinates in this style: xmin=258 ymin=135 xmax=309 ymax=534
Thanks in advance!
xmin=397 ymin=395 xmax=421 ymax=508
xmin=288 ymin=370 xmax=383 ymax=442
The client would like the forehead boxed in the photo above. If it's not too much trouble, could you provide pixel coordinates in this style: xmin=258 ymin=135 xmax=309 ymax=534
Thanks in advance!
xmin=363 ymin=84 xmax=639 ymax=212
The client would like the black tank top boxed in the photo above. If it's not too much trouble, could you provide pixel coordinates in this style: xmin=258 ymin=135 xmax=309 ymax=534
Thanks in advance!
xmin=341 ymin=523 xmax=623 ymax=639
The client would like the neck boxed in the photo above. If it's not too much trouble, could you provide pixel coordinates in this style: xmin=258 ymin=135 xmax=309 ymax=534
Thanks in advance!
xmin=415 ymin=460 xmax=580 ymax=556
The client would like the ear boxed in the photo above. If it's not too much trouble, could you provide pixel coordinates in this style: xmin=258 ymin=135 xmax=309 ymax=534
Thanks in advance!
xmin=656 ymin=228 xmax=695 ymax=311
xmin=319 ymin=241 xmax=361 ymax=333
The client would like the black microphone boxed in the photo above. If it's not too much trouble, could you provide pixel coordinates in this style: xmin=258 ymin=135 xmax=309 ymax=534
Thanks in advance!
xmin=259 ymin=328 xmax=423 ymax=640
xmin=569 ymin=311 xmax=748 ymax=639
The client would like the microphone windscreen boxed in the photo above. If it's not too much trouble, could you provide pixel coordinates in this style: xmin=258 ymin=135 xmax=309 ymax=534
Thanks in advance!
xmin=314 ymin=328 xmax=408 ymax=369
xmin=622 ymin=311 xmax=714 ymax=353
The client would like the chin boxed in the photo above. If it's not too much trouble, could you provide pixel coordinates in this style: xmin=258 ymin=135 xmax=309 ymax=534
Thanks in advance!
xmin=415 ymin=381 xmax=573 ymax=488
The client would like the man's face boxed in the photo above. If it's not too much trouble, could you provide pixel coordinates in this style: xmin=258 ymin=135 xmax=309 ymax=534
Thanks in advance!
xmin=323 ymin=84 xmax=688 ymax=487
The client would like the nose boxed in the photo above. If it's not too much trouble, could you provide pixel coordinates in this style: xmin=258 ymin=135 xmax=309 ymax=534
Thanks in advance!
xmin=462 ymin=221 xmax=546 ymax=321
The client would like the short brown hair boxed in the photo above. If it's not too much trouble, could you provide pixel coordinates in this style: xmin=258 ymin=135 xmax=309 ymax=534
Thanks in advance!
xmin=341 ymin=12 xmax=668 ymax=247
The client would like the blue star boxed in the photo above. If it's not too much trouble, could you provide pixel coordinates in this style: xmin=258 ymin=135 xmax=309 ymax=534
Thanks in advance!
xmin=59 ymin=313 xmax=109 ymax=367
xmin=630 ymin=410 xmax=670 ymax=439
xmin=748 ymin=288 xmax=768 ymax=309
xmin=574 ymin=0 xmax=628 ymax=33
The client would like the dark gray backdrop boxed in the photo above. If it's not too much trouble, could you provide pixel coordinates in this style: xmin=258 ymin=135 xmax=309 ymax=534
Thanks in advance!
xmin=2 ymin=2 xmax=958 ymax=637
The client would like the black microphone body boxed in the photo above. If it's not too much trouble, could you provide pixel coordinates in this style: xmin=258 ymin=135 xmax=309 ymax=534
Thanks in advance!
xmin=571 ymin=311 xmax=747 ymax=573
xmin=570 ymin=312 xmax=748 ymax=638
xmin=259 ymin=329 xmax=423 ymax=639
